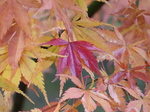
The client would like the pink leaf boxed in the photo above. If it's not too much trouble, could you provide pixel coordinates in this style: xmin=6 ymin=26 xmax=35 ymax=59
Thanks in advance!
xmin=8 ymin=29 xmax=25 ymax=69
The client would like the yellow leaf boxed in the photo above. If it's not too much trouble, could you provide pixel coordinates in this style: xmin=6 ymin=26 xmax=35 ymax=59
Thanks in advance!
xmin=2 ymin=65 xmax=21 ymax=86
xmin=20 ymin=55 xmax=36 ymax=81
xmin=0 ymin=46 xmax=7 ymax=54
xmin=36 ymin=36 xmax=54 ymax=44
xmin=73 ymin=17 xmax=114 ymax=28
xmin=0 ymin=76 xmax=34 ymax=104
xmin=28 ymin=46 xmax=59 ymax=85
xmin=75 ymin=0 xmax=87 ymax=11
xmin=73 ymin=27 xmax=111 ymax=54
xmin=0 ymin=54 xmax=8 ymax=73
xmin=31 ymin=46 xmax=64 ymax=59
xmin=33 ymin=72 xmax=49 ymax=105
xmin=20 ymin=55 xmax=49 ymax=105
xmin=34 ymin=46 xmax=59 ymax=73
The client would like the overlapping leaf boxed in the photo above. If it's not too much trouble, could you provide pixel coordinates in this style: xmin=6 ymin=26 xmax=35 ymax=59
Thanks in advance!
xmin=104 ymin=28 xmax=148 ymax=66
xmin=38 ymin=0 xmax=86 ymax=37
xmin=54 ymin=75 xmax=113 ymax=112
xmin=108 ymin=85 xmax=126 ymax=111
xmin=41 ymin=38 xmax=103 ymax=77
xmin=0 ymin=0 xmax=41 ymax=39
xmin=0 ymin=0 xmax=149 ymax=111
xmin=75 ymin=0 xmax=87 ymax=11
xmin=0 ymin=35 xmax=61 ymax=105
xmin=108 ymin=63 xmax=150 ymax=89
xmin=0 ymin=76 xmax=34 ymax=104
xmin=8 ymin=28 xmax=24 ymax=69
xmin=72 ymin=15 xmax=114 ymax=54
xmin=122 ymin=87 xmax=150 ymax=112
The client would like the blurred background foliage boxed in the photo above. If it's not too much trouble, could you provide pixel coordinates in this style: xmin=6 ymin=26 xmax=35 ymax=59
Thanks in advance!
xmin=10 ymin=0 xmax=145 ymax=111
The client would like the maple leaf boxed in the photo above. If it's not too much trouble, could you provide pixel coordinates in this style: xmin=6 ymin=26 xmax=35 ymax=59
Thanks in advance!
xmin=108 ymin=85 xmax=126 ymax=111
xmin=38 ymin=0 xmax=86 ymax=38
xmin=72 ymin=15 xmax=114 ymax=54
xmin=24 ymin=36 xmax=64 ymax=84
xmin=98 ymin=0 xmax=136 ymax=23
xmin=41 ymin=102 xmax=59 ymax=112
xmin=2 ymin=65 xmax=21 ymax=87
xmin=99 ymin=69 xmax=126 ymax=111
xmin=0 ymin=53 xmax=8 ymax=73
xmin=108 ymin=63 xmax=150 ymax=89
xmin=104 ymin=28 xmax=147 ymax=66
xmin=40 ymin=101 xmax=79 ymax=112
xmin=0 ymin=0 xmax=41 ymax=39
xmin=0 ymin=25 xmax=25 ymax=78
xmin=0 ymin=76 xmax=34 ymax=104
xmin=54 ymin=75 xmax=113 ymax=112
xmin=0 ymin=29 xmax=60 ymax=105
xmin=115 ymin=6 xmax=150 ymax=52
xmin=61 ymin=99 xmax=81 ymax=112
xmin=0 ymin=24 xmax=26 ymax=75
xmin=2 ymin=48 xmax=55 ymax=106
xmin=115 ymin=3 xmax=148 ymax=30
xmin=20 ymin=36 xmax=61 ymax=104
xmin=113 ymin=3 xmax=150 ymax=51
xmin=121 ymin=87 xmax=150 ymax=112
xmin=75 ymin=0 xmax=87 ymax=11
xmin=19 ymin=55 xmax=49 ymax=105
xmin=58 ymin=75 xmax=68 ymax=97
xmin=0 ymin=0 xmax=13 ymax=40
xmin=139 ymin=0 xmax=150 ymax=25
xmin=41 ymin=38 xmax=103 ymax=77
xmin=8 ymin=28 xmax=25 ymax=69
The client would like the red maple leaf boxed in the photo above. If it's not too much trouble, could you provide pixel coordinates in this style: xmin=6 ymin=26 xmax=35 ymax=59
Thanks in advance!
xmin=41 ymin=38 xmax=103 ymax=77
xmin=108 ymin=63 xmax=150 ymax=89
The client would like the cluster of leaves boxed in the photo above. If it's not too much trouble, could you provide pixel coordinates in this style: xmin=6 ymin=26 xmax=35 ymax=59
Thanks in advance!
xmin=0 ymin=0 xmax=150 ymax=111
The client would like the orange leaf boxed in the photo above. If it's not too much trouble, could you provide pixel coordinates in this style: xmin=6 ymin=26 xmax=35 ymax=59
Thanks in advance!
xmin=123 ymin=87 xmax=150 ymax=112
xmin=38 ymin=0 xmax=86 ymax=37
xmin=41 ymin=102 xmax=59 ymax=112
xmin=90 ymin=92 xmax=113 ymax=112
xmin=57 ymin=74 xmax=85 ymax=89
xmin=0 ymin=0 xmax=13 ymax=39
xmin=61 ymin=99 xmax=81 ymax=112
xmin=12 ymin=0 xmax=31 ymax=37
xmin=56 ymin=76 xmax=113 ymax=112
xmin=81 ymin=91 xmax=97 ymax=112
xmin=8 ymin=29 xmax=25 ymax=69
xmin=108 ymin=85 xmax=126 ymax=111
